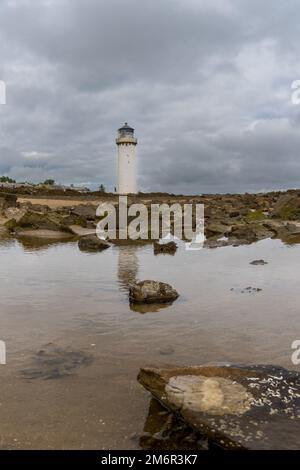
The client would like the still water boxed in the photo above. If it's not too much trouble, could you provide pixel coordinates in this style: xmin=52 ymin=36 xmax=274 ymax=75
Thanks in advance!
xmin=0 ymin=236 xmax=299 ymax=449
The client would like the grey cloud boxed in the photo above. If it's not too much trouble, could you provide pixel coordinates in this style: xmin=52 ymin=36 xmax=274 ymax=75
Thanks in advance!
xmin=0 ymin=0 xmax=300 ymax=193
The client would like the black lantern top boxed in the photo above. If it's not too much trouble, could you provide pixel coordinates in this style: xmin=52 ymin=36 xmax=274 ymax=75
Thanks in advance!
xmin=118 ymin=122 xmax=134 ymax=137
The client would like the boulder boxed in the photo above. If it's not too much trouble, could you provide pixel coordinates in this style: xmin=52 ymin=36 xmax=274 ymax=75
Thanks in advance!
xmin=30 ymin=204 xmax=50 ymax=213
xmin=138 ymin=364 xmax=300 ymax=450
xmin=251 ymin=224 xmax=274 ymax=240
xmin=15 ymin=211 xmax=68 ymax=232
xmin=153 ymin=241 xmax=177 ymax=255
xmin=129 ymin=280 xmax=179 ymax=304
xmin=140 ymin=398 xmax=208 ymax=450
xmin=230 ymin=225 xmax=257 ymax=243
xmin=4 ymin=206 xmax=26 ymax=221
xmin=262 ymin=221 xmax=300 ymax=243
xmin=78 ymin=234 xmax=110 ymax=252
xmin=205 ymin=223 xmax=230 ymax=238
xmin=17 ymin=229 xmax=74 ymax=240
xmin=272 ymin=193 xmax=300 ymax=220
xmin=4 ymin=218 xmax=17 ymax=231
xmin=0 ymin=193 xmax=17 ymax=212
xmin=71 ymin=204 xmax=97 ymax=220
xmin=61 ymin=214 xmax=87 ymax=228
xmin=229 ymin=210 xmax=240 ymax=218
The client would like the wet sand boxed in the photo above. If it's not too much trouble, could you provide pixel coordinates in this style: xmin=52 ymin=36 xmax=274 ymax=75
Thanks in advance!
xmin=17 ymin=197 xmax=101 ymax=209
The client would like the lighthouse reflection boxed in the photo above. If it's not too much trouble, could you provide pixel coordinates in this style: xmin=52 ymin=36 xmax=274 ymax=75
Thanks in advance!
xmin=117 ymin=244 xmax=175 ymax=314
xmin=117 ymin=245 xmax=139 ymax=293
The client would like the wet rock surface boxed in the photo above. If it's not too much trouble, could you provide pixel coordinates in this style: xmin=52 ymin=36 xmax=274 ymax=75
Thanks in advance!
xmin=250 ymin=259 xmax=268 ymax=265
xmin=139 ymin=398 xmax=208 ymax=450
xmin=153 ymin=241 xmax=177 ymax=255
xmin=231 ymin=286 xmax=262 ymax=294
xmin=78 ymin=235 xmax=110 ymax=252
xmin=16 ymin=229 xmax=74 ymax=240
xmin=70 ymin=204 xmax=97 ymax=220
xmin=7 ymin=210 xmax=73 ymax=235
xmin=21 ymin=344 xmax=93 ymax=380
xmin=0 ymin=193 xmax=17 ymax=212
xmin=138 ymin=364 xmax=300 ymax=450
xmin=129 ymin=280 xmax=179 ymax=304
xmin=272 ymin=193 xmax=300 ymax=220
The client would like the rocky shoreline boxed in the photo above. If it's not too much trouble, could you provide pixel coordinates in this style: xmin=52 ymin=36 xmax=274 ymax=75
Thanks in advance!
xmin=2 ymin=188 xmax=300 ymax=247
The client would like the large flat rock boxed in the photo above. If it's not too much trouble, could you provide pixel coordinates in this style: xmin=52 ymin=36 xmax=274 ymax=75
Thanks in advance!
xmin=16 ymin=229 xmax=74 ymax=240
xmin=138 ymin=364 xmax=300 ymax=450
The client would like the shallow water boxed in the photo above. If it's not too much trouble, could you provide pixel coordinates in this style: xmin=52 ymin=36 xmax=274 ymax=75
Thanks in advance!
xmin=0 ymin=236 xmax=299 ymax=449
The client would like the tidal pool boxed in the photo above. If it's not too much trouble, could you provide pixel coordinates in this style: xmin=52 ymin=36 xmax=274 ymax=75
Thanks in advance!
xmin=0 ymin=236 xmax=299 ymax=449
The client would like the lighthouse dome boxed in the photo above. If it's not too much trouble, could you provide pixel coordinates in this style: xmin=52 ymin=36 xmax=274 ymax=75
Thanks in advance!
xmin=118 ymin=122 xmax=134 ymax=137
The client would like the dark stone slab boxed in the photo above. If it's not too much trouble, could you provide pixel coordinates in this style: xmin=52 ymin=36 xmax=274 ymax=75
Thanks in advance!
xmin=138 ymin=364 xmax=300 ymax=450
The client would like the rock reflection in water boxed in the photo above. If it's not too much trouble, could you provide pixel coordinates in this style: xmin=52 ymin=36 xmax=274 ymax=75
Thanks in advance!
xmin=17 ymin=235 xmax=75 ymax=252
xmin=139 ymin=398 xmax=208 ymax=450
xmin=130 ymin=302 xmax=174 ymax=314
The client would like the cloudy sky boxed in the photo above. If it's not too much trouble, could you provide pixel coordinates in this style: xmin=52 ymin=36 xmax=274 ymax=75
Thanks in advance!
xmin=1 ymin=0 xmax=300 ymax=194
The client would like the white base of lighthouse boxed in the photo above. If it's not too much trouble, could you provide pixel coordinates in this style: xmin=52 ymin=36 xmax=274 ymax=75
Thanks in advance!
xmin=117 ymin=143 xmax=137 ymax=194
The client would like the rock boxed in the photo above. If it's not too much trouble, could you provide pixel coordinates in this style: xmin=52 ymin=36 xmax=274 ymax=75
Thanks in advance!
xmin=71 ymin=204 xmax=97 ymax=220
xmin=272 ymin=193 xmax=300 ymax=220
xmin=0 ymin=193 xmax=17 ymax=212
xmin=30 ymin=204 xmax=50 ymax=213
xmin=15 ymin=210 xmax=69 ymax=232
xmin=251 ymin=224 xmax=274 ymax=240
xmin=153 ymin=241 xmax=177 ymax=255
xmin=4 ymin=218 xmax=17 ymax=231
xmin=250 ymin=259 xmax=268 ymax=266
xmin=231 ymin=286 xmax=262 ymax=294
xmin=140 ymin=398 xmax=208 ymax=450
xmin=229 ymin=210 xmax=240 ymax=218
xmin=239 ymin=207 xmax=251 ymax=216
xmin=78 ymin=234 xmax=110 ymax=252
xmin=274 ymin=223 xmax=300 ymax=241
xmin=204 ymin=238 xmax=229 ymax=249
xmin=205 ymin=223 xmax=230 ymax=238
xmin=138 ymin=364 xmax=300 ymax=450
xmin=230 ymin=225 xmax=257 ymax=243
xmin=68 ymin=226 xmax=96 ymax=236
xmin=129 ymin=280 xmax=179 ymax=304
xmin=3 ymin=206 xmax=26 ymax=221
xmin=61 ymin=214 xmax=88 ymax=228
xmin=17 ymin=229 xmax=74 ymax=240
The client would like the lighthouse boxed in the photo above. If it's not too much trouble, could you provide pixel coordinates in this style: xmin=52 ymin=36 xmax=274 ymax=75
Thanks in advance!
xmin=116 ymin=123 xmax=137 ymax=194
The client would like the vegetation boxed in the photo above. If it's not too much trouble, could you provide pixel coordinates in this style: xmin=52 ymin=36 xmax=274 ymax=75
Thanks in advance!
xmin=43 ymin=179 xmax=55 ymax=186
xmin=273 ymin=207 xmax=300 ymax=220
xmin=0 ymin=176 xmax=16 ymax=183
xmin=246 ymin=210 xmax=265 ymax=221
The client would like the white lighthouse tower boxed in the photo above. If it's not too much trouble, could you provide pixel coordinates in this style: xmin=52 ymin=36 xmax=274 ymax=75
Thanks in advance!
xmin=116 ymin=122 xmax=137 ymax=194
